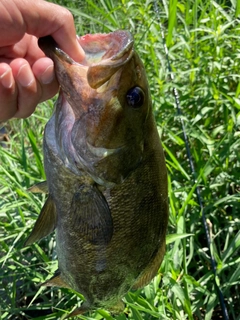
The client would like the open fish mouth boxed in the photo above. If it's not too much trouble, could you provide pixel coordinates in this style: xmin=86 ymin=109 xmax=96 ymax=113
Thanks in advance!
xmin=79 ymin=31 xmax=134 ymax=64
xmin=38 ymin=31 xmax=134 ymax=90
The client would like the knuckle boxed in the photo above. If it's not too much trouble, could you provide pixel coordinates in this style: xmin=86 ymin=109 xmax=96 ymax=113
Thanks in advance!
xmin=61 ymin=8 xmax=74 ymax=22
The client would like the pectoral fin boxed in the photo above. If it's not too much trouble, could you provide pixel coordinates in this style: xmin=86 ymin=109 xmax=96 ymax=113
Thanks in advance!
xmin=63 ymin=305 xmax=89 ymax=319
xmin=28 ymin=181 xmax=48 ymax=193
xmin=42 ymin=270 xmax=70 ymax=289
xmin=24 ymin=196 xmax=56 ymax=246
xmin=63 ymin=300 xmax=124 ymax=319
xmin=71 ymin=184 xmax=113 ymax=245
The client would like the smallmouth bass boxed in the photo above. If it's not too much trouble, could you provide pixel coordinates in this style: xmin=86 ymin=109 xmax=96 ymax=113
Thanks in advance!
xmin=25 ymin=30 xmax=168 ymax=317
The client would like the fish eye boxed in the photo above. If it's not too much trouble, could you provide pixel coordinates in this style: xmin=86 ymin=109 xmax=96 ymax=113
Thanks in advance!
xmin=126 ymin=87 xmax=145 ymax=108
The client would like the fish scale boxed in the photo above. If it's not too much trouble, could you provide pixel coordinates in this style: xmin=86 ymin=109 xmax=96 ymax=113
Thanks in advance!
xmin=25 ymin=30 xmax=168 ymax=317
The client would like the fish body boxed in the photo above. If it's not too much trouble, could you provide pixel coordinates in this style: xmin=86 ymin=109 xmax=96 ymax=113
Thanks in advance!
xmin=26 ymin=31 xmax=168 ymax=314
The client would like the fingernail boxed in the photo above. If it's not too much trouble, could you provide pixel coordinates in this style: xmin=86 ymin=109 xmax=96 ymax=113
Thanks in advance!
xmin=17 ymin=64 xmax=34 ymax=87
xmin=0 ymin=69 xmax=13 ymax=88
xmin=40 ymin=64 xmax=54 ymax=84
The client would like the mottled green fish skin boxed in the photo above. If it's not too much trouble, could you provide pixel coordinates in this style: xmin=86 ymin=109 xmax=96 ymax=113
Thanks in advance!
xmin=27 ymin=31 xmax=168 ymax=315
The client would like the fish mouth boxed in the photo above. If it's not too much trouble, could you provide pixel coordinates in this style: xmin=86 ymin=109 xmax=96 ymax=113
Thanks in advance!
xmin=79 ymin=31 xmax=134 ymax=64
xmin=38 ymin=31 xmax=134 ymax=90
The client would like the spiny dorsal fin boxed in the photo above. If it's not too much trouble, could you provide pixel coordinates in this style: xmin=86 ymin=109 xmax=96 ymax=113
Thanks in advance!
xmin=24 ymin=196 xmax=56 ymax=246
xmin=28 ymin=181 xmax=48 ymax=193
xmin=41 ymin=271 xmax=70 ymax=289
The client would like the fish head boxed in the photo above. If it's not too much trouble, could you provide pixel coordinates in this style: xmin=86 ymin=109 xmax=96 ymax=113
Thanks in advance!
xmin=39 ymin=31 xmax=152 ymax=186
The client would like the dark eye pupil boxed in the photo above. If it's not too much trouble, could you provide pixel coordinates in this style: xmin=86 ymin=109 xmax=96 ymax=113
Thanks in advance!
xmin=126 ymin=87 xmax=144 ymax=108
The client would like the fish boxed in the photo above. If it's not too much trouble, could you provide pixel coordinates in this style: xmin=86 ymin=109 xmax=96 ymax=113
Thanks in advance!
xmin=25 ymin=30 xmax=168 ymax=317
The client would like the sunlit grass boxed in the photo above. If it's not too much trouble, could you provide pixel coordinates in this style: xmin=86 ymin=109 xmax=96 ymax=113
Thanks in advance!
xmin=1 ymin=0 xmax=239 ymax=319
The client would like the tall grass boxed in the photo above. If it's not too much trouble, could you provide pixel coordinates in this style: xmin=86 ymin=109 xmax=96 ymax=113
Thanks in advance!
xmin=1 ymin=0 xmax=239 ymax=319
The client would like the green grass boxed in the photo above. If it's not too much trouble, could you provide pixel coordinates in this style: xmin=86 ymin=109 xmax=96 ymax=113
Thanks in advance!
xmin=1 ymin=0 xmax=240 ymax=319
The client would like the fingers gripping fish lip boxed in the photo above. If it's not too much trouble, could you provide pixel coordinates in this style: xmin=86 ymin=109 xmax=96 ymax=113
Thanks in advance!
xmin=38 ymin=31 xmax=134 ymax=65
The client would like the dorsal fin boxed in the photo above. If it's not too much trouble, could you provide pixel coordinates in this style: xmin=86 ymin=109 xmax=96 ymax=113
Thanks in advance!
xmin=24 ymin=196 xmax=56 ymax=246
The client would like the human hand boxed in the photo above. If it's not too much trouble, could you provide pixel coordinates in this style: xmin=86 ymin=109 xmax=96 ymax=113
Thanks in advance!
xmin=0 ymin=0 xmax=85 ymax=121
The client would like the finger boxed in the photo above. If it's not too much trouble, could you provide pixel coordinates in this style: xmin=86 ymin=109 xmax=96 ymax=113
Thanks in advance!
xmin=48 ymin=9 xmax=85 ymax=62
xmin=8 ymin=0 xmax=85 ymax=62
xmin=10 ymin=58 xmax=39 ymax=118
xmin=10 ymin=58 xmax=59 ymax=119
xmin=32 ymin=57 xmax=59 ymax=102
xmin=11 ymin=59 xmax=37 ymax=118
xmin=0 ymin=34 xmax=45 ymax=66
xmin=0 ymin=63 xmax=18 ymax=121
